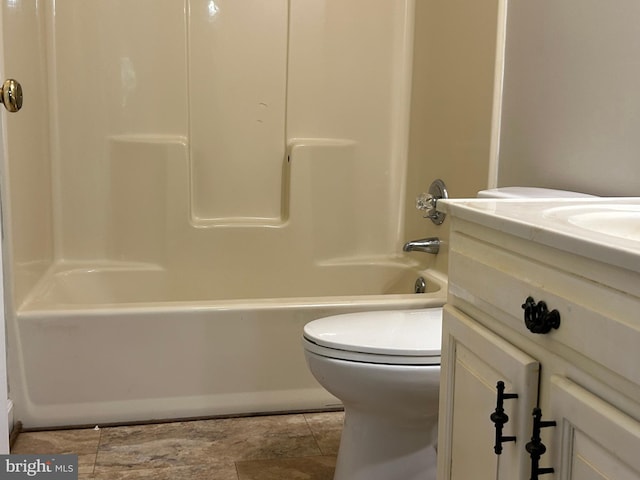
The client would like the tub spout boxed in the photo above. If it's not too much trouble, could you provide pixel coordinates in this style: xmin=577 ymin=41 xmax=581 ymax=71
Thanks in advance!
xmin=403 ymin=237 xmax=440 ymax=254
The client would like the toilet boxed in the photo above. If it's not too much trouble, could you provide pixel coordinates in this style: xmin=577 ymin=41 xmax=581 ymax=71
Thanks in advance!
xmin=303 ymin=308 xmax=442 ymax=480
xmin=302 ymin=187 xmax=596 ymax=480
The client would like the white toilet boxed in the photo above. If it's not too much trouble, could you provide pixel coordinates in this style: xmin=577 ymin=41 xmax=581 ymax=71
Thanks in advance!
xmin=302 ymin=187 xmax=596 ymax=480
xmin=303 ymin=308 xmax=442 ymax=480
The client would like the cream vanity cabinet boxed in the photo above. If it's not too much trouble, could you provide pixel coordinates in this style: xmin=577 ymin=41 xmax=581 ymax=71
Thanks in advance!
xmin=435 ymin=199 xmax=640 ymax=480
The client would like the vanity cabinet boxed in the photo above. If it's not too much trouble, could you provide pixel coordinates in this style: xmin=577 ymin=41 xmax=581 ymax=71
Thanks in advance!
xmin=436 ymin=201 xmax=640 ymax=480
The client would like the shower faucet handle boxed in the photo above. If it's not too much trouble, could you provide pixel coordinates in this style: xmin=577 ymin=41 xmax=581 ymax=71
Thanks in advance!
xmin=415 ymin=179 xmax=448 ymax=225
xmin=416 ymin=192 xmax=438 ymax=211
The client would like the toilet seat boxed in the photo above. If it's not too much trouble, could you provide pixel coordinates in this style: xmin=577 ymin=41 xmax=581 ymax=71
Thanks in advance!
xmin=303 ymin=309 xmax=442 ymax=365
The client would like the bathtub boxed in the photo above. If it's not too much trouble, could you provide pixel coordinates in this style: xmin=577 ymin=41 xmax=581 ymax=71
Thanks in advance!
xmin=13 ymin=260 xmax=446 ymax=428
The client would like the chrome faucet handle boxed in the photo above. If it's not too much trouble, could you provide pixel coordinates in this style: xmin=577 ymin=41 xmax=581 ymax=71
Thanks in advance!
xmin=416 ymin=192 xmax=438 ymax=212
xmin=415 ymin=179 xmax=448 ymax=225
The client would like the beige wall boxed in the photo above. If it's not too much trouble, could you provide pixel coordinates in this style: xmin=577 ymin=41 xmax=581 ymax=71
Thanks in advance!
xmin=404 ymin=0 xmax=501 ymax=271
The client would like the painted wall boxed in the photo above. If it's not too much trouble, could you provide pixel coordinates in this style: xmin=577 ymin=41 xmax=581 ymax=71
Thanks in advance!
xmin=403 ymin=0 xmax=501 ymax=272
xmin=497 ymin=0 xmax=640 ymax=196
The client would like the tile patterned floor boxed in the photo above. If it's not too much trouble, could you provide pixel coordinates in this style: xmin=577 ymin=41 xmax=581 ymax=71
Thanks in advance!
xmin=11 ymin=411 xmax=344 ymax=480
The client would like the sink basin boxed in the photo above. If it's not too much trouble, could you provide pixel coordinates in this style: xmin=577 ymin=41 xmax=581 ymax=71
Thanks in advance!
xmin=544 ymin=204 xmax=640 ymax=241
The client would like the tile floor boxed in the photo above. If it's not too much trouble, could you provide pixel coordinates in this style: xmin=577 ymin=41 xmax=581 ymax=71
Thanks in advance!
xmin=11 ymin=411 xmax=344 ymax=480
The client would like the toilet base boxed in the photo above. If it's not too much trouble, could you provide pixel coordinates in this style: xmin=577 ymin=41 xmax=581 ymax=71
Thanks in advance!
xmin=333 ymin=408 xmax=438 ymax=480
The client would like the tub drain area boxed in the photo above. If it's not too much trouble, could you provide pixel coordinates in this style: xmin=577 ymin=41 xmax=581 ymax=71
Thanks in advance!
xmin=414 ymin=277 xmax=426 ymax=294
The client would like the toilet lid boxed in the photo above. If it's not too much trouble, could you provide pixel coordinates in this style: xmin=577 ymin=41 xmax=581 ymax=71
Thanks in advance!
xmin=303 ymin=308 xmax=443 ymax=358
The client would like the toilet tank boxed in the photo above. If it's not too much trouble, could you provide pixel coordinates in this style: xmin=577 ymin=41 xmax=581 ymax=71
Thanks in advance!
xmin=477 ymin=187 xmax=597 ymax=199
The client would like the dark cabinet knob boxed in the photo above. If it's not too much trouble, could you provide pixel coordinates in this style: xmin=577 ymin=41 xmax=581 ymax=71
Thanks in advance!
xmin=522 ymin=297 xmax=561 ymax=334
xmin=490 ymin=381 xmax=518 ymax=454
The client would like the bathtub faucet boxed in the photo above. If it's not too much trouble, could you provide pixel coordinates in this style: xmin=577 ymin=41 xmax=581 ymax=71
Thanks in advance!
xmin=403 ymin=237 xmax=440 ymax=255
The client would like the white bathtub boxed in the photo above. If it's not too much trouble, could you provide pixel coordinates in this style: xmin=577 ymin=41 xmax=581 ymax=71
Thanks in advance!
xmin=14 ymin=261 xmax=447 ymax=428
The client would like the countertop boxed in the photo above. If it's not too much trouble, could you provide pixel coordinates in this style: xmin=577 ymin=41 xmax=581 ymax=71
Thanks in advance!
xmin=438 ymin=197 xmax=640 ymax=274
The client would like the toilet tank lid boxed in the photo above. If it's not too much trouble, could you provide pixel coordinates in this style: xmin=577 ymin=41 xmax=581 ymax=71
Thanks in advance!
xmin=477 ymin=187 xmax=596 ymax=198
xmin=303 ymin=308 xmax=443 ymax=357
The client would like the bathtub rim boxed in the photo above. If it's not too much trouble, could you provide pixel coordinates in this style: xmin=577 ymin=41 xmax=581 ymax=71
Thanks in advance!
xmin=18 ymin=290 xmax=447 ymax=316
xmin=17 ymin=266 xmax=448 ymax=315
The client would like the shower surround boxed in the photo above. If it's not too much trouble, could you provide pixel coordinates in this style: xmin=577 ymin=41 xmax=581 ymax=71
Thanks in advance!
xmin=2 ymin=0 xmax=448 ymax=428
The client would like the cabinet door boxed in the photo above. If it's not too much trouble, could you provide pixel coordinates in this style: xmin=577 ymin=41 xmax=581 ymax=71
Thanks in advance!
xmin=437 ymin=306 xmax=540 ymax=480
xmin=550 ymin=376 xmax=640 ymax=479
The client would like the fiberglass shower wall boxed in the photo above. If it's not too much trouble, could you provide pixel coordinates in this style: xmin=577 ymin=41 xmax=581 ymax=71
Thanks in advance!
xmin=38 ymin=0 xmax=415 ymax=297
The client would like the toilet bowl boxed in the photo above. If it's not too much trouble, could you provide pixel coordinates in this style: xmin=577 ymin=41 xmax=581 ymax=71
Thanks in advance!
xmin=302 ymin=308 xmax=443 ymax=480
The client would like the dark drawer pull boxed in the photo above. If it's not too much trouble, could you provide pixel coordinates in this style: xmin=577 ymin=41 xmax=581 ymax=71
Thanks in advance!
xmin=526 ymin=407 xmax=556 ymax=479
xmin=522 ymin=297 xmax=561 ymax=334
xmin=490 ymin=381 xmax=518 ymax=454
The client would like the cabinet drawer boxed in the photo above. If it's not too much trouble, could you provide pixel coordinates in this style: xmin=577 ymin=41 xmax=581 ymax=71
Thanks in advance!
xmin=449 ymin=231 xmax=640 ymax=387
